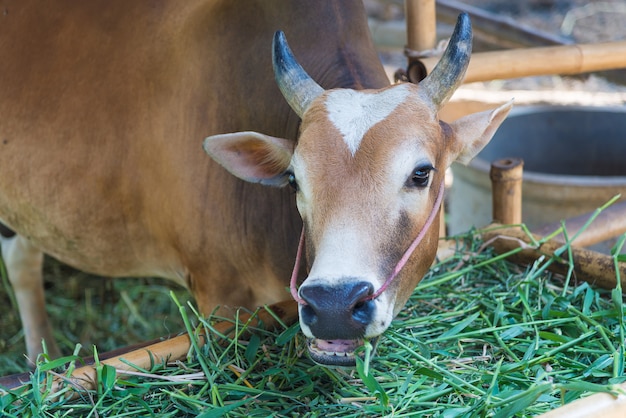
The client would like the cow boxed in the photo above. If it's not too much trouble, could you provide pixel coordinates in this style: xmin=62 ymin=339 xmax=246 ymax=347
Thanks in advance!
xmin=0 ymin=0 xmax=511 ymax=367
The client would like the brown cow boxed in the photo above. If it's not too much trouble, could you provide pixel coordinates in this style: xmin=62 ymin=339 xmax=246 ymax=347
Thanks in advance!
xmin=0 ymin=0 xmax=511 ymax=367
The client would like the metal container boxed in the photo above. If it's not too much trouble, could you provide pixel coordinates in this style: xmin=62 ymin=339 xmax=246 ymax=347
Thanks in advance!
xmin=449 ymin=106 xmax=626 ymax=249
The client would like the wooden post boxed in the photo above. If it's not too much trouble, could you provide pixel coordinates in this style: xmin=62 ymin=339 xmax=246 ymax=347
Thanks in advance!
xmin=490 ymin=158 xmax=523 ymax=225
xmin=404 ymin=0 xmax=437 ymax=82
xmin=405 ymin=0 xmax=437 ymax=54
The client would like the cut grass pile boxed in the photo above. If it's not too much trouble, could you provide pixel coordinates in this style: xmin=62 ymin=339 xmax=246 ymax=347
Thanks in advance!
xmin=1 ymin=228 xmax=625 ymax=417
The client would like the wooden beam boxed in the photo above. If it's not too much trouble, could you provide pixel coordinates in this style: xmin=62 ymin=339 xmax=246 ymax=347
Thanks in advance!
xmin=420 ymin=41 xmax=626 ymax=82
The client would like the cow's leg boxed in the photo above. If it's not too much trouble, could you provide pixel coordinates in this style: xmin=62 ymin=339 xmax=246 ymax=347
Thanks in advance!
xmin=0 ymin=226 xmax=61 ymax=362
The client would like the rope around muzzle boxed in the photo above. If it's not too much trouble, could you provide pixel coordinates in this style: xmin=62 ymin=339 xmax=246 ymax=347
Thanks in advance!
xmin=289 ymin=180 xmax=445 ymax=305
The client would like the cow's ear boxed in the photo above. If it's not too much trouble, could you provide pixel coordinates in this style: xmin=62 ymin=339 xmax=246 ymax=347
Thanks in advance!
xmin=203 ymin=132 xmax=294 ymax=186
xmin=448 ymin=100 xmax=513 ymax=165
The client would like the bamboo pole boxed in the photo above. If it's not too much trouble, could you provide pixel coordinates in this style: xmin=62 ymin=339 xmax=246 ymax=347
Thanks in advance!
xmin=1 ymin=300 xmax=299 ymax=396
xmin=404 ymin=0 xmax=437 ymax=83
xmin=533 ymin=201 xmax=626 ymax=248
xmin=490 ymin=158 xmax=523 ymax=225
xmin=419 ymin=41 xmax=626 ymax=83
xmin=481 ymin=225 xmax=626 ymax=290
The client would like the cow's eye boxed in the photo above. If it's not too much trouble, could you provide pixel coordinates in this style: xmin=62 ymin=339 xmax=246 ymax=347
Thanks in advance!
xmin=287 ymin=172 xmax=299 ymax=192
xmin=407 ymin=165 xmax=433 ymax=188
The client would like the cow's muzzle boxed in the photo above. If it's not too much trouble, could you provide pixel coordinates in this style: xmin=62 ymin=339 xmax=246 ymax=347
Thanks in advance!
xmin=299 ymin=281 xmax=376 ymax=366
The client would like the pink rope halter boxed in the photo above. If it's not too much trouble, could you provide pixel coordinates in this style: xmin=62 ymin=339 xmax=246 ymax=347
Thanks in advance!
xmin=289 ymin=180 xmax=445 ymax=305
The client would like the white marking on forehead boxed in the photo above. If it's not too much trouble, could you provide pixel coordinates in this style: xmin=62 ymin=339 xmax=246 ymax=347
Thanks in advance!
xmin=325 ymin=84 xmax=410 ymax=156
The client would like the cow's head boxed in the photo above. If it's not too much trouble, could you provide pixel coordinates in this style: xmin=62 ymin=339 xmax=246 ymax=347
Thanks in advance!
xmin=203 ymin=13 xmax=511 ymax=366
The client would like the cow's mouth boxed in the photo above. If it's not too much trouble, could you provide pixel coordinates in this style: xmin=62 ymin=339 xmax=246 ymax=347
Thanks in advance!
xmin=307 ymin=337 xmax=379 ymax=367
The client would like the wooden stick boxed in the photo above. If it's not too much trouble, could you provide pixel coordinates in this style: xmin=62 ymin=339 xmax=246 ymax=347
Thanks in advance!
xmin=532 ymin=201 xmax=626 ymax=249
xmin=490 ymin=158 xmax=523 ymax=225
xmin=481 ymin=225 xmax=626 ymax=290
xmin=420 ymin=41 xmax=626 ymax=82
xmin=535 ymin=383 xmax=626 ymax=418
xmin=2 ymin=300 xmax=298 ymax=397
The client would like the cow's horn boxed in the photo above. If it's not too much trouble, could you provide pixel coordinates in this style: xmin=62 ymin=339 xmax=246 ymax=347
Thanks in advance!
xmin=272 ymin=31 xmax=324 ymax=119
xmin=419 ymin=13 xmax=472 ymax=110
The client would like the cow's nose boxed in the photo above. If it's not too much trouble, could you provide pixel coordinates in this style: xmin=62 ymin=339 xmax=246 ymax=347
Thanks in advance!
xmin=299 ymin=281 xmax=375 ymax=340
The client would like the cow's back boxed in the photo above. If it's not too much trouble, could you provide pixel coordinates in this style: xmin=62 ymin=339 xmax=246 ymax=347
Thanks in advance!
xmin=0 ymin=0 xmax=388 ymax=311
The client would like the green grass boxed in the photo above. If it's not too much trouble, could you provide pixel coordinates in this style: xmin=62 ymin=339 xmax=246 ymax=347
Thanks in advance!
xmin=0 ymin=260 xmax=192 ymax=374
xmin=1 ymin=229 xmax=625 ymax=417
